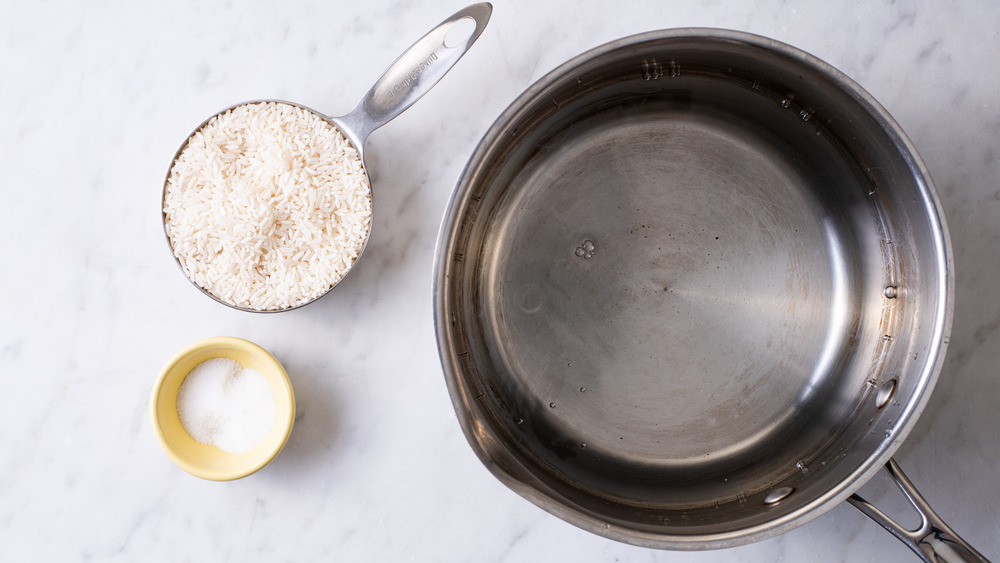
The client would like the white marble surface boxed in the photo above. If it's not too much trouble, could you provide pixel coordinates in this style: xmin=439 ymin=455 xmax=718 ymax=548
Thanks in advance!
xmin=1 ymin=0 xmax=998 ymax=560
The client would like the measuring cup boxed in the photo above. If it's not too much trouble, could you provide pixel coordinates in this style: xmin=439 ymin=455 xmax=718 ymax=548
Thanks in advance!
xmin=162 ymin=3 xmax=492 ymax=312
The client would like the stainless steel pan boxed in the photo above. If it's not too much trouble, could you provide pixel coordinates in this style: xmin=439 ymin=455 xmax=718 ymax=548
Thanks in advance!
xmin=434 ymin=29 xmax=985 ymax=560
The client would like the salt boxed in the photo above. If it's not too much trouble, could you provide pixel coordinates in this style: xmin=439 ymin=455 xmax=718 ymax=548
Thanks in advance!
xmin=176 ymin=357 xmax=277 ymax=454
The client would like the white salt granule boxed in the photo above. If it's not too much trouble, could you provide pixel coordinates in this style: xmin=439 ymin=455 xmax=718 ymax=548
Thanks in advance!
xmin=163 ymin=101 xmax=372 ymax=311
xmin=176 ymin=358 xmax=277 ymax=454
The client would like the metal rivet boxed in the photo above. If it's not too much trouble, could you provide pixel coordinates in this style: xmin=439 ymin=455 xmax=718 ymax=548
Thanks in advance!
xmin=764 ymin=487 xmax=795 ymax=505
xmin=876 ymin=378 xmax=897 ymax=409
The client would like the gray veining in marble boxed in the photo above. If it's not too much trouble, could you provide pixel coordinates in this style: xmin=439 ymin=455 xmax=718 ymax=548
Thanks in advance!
xmin=0 ymin=0 xmax=998 ymax=561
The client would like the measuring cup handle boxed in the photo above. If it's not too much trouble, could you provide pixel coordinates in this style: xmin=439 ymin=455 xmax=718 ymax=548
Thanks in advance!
xmin=338 ymin=3 xmax=492 ymax=148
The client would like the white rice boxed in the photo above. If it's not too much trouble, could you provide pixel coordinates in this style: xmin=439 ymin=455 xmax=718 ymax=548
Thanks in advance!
xmin=163 ymin=101 xmax=372 ymax=311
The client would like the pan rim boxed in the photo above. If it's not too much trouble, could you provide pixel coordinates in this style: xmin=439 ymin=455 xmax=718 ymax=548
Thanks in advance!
xmin=433 ymin=27 xmax=954 ymax=549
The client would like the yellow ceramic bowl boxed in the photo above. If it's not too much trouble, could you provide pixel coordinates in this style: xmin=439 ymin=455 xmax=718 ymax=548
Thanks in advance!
xmin=150 ymin=336 xmax=295 ymax=480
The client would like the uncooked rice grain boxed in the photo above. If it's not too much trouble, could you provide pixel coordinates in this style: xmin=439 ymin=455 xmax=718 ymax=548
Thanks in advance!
xmin=163 ymin=101 xmax=372 ymax=311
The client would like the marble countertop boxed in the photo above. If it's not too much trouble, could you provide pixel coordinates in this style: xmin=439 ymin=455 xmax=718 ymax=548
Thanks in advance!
xmin=2 ymin=0 xmax=998 ymax=561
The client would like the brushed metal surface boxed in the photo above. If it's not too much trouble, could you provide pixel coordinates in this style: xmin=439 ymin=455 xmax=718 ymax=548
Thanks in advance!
xmin=435 ymin=29 xmax=952 ymax=549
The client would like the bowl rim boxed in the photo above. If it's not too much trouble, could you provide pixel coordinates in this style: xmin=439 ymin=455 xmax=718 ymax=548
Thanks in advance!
xmin=149 ymin=336 xmax=296 ymax=481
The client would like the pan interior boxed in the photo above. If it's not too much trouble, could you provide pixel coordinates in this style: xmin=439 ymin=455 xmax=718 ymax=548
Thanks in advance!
xmin=484 ymin=103 xmax=856 ymax=494
xmin=440 ymin=32 xmax=947 ymax=545
xmin=466 ymin=70 xmax=884 ymax=511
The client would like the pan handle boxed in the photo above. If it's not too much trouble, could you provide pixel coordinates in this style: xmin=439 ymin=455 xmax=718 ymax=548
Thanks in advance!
xmin=847 ymin=458 xmax=989 ymax=562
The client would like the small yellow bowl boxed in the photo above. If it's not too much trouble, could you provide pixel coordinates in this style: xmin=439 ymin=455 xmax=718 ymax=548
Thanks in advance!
xmin=150 ymin=336 xmax=295 ymax=481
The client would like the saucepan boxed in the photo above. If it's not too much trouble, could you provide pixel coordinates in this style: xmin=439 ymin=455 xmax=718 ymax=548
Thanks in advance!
xmin=434 ymin=29 xmax=987 ymax=560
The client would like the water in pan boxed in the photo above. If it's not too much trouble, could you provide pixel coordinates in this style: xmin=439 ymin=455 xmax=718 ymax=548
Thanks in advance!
xmin=473 ymin=84 xmax=879 ymax=507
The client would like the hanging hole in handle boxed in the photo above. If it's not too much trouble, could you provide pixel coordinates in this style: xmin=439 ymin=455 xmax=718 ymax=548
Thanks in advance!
xmin=848 ymin=459 xmax=989 ymax=561
xmin=854 ymin=463 xmax=922 ymax=531
xmin=444 ymin=16 xmax=478 ymax=49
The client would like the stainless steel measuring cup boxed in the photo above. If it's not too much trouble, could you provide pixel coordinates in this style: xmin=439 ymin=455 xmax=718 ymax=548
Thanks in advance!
xmin=162 ymin=3 xmax=492 ymax=312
